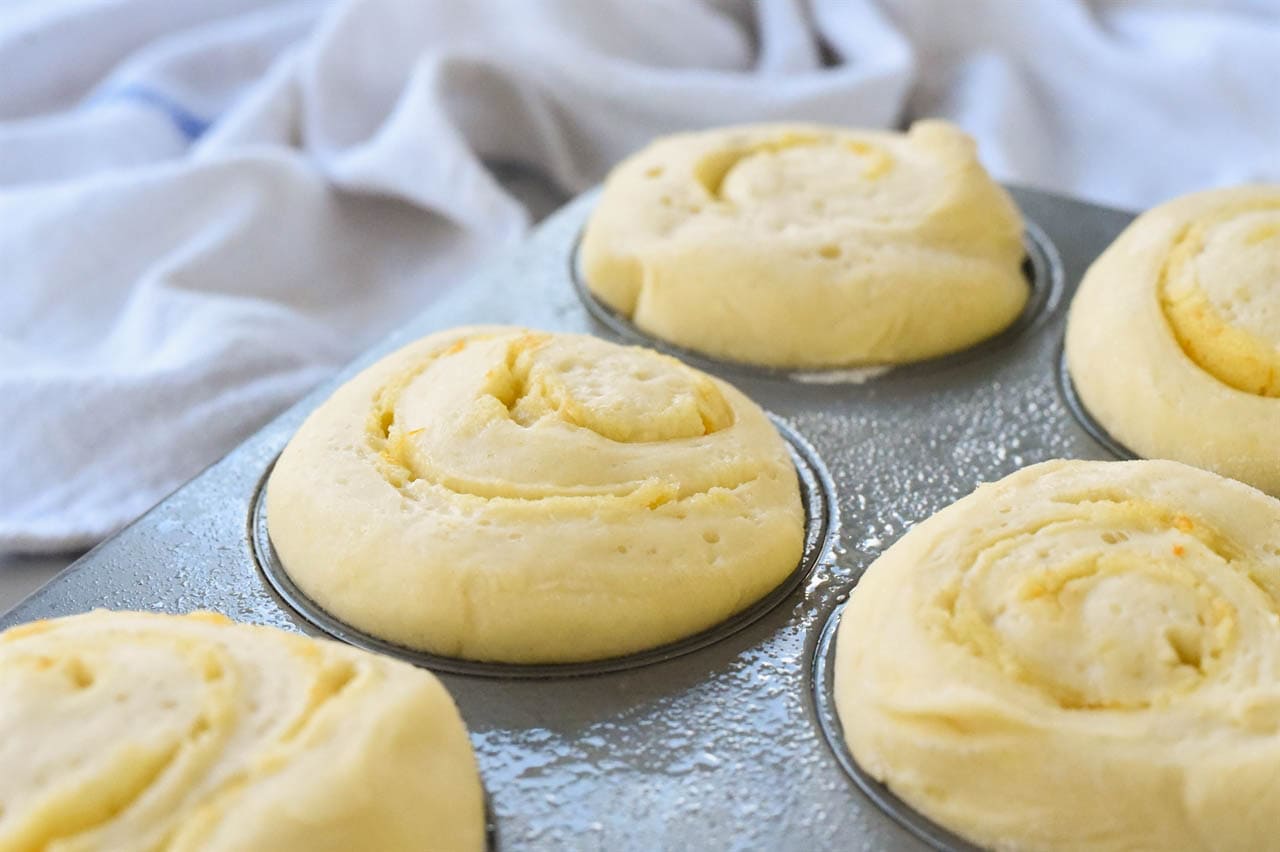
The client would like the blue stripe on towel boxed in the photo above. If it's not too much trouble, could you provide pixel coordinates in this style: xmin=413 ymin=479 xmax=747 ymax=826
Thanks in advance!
xmin=92 ymin=83 xmax=212 ymax=140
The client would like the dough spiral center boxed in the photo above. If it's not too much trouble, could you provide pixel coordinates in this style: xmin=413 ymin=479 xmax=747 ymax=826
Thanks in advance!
xmin=486 ymin=332 xmax=733 ymax=441
xmin=1161 ymin=203 xmax=1280 ymax=396
xmin=696 ymin=134 xmax=902 ymax=223
xmin=368 ymin=331 xmax=743 ymax=501
xmin=935 ymin=496 xmax=1267 ymax=710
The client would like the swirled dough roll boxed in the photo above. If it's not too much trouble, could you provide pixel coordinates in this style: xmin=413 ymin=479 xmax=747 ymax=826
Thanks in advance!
xmin=579 ymin=120 xmax=1028 ymax=367
xmin=834 ymin=459 xmax=1280 ymax=852
xmin=1066 ymin=185 xmax=1280 ymax=494
xmin=267 ymin=326 xmax=804 ymax=663
xmin=0 ymin=610 xmax=484 ymax=852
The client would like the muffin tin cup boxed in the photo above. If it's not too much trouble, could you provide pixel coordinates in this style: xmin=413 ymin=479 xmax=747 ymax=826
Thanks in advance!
xmin=1055 ymin=342 xmax=1141 ymax=461
xmin=810 ymin=603 xmax=982 ymax=852
xmin=251 ymin=415 xmax=838 ymax=679
xmin=2 ymin=186 xmax=1139 ymax=850
xmin=570 ymin=219 xmax=1065 ymax=384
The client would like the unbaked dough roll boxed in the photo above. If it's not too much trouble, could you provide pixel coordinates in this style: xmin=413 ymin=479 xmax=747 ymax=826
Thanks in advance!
xmin=580 ymin=120 xmax=1028 ymax=367
xmin=834 ymin=459 xmax=1280 ymax=852
xmin=267 ymin=326 xmax=804 ymax=664
xmin=1066 ymin=185 xmax=1280 ymax=494
xmin=0 ymin=610 xmax=484 ymax=852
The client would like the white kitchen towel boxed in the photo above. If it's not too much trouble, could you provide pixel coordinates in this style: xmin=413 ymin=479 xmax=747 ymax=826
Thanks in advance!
xmin=2 ymin=0 xmax=1277 ymax=552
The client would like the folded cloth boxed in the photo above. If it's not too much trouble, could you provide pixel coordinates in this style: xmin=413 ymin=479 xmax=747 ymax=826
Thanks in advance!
xmin=1 ymin=0 xmax=1277 ymax=552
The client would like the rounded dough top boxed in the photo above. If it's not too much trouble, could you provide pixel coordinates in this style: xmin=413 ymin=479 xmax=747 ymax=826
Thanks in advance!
xmin=1160 ymin=199 xmax=1280 ymax=396
xmin=267 ymin=326 xmax=804 ymax=664
xmin=835 ymin=459 xmax=1280 ymax=852
xmin=580 ymin=120 xmax=1028 ymax=367
xmin=0 ymin=610 xmax=484 ymax=852
xmin=1067 ymin=185 xmax=1280 ymax=493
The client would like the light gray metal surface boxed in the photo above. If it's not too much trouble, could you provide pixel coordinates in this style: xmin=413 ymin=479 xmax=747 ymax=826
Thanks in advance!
xmin=1 ymin=186 xmax=1135 ymax=851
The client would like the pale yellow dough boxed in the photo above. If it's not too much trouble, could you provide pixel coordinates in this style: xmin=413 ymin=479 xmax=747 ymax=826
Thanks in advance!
xmin=834 ymin=459 xmax=1280 ymax=852
xmin=267 ymin=326 xmax=804 ymax=663
xmin=0 ymin=610 xmax=484 ymax=852
xmin=1066 ymin=185 xmax=1280 ymax=495
xmin=579 ymin=120 xmax=1028 ymax=367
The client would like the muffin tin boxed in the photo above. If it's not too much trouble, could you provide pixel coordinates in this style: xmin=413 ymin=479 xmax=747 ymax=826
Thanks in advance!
xmin=1 ymin=185 xmax=1136 ymax=850
xmin=1056 ymin=346 xmax=1141 ymax=462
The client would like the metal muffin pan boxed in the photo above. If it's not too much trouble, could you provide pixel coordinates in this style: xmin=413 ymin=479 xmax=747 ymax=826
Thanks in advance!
xmin=811 ymin=604 xmax=983 ymax=852
xmin=2 ymin=186 xmax=1136 ymax=850
xmin=1055 ymin=344 xmax=1141 ymax=462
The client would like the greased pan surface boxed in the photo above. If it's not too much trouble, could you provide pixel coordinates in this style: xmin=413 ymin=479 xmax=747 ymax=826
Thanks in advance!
xmin=1 ymin=187 xmax=1135 ymax=851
